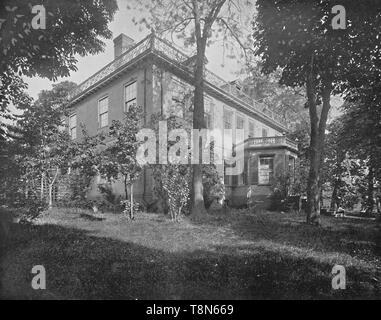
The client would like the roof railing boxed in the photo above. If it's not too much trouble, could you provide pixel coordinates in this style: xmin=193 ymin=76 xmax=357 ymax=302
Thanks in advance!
xmin=68 ymin=32 xmax=287 ymax=128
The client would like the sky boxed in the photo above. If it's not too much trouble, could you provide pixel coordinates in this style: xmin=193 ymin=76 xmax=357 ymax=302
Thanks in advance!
xmin=24 ymin=0 xmax=243 ymax=101
xmin=19 ymin=0 xmax=342 ymax=120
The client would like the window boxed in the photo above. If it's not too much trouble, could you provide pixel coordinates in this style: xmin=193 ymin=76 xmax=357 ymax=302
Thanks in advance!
xmin=124 ymin=81 xmax=137 ymax=112
xmin=249 ymin=121 xmax=255 ymax=138
xmin=69 ymin=114 xmax=77 ymax=140
xmin=262 ymin=127 xmax=268 ymax=137
xmin=98 ymin=96 xmax=109 ymax=128
xmin=205 ymin=100 xmax=213 ymax=128
xmin=224 ymin=109 xmax=233 ymax=129
xmin=236 ymin=115 xmax=245 ymax=130
xmin=205 ymin=112 xmax=212 ymax=129
xmin=258 ymin=156 xmax=274 ymax=185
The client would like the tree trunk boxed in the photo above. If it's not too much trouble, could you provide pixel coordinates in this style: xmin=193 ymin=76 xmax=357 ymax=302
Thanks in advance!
xmin=130 ymin=183 xmax=134 ymax=219
xmin=366 ymin=164 xmax=374 ymax=214
xmin=305 ymin=61 xmax=332 ymax=225
xmin=48 ymin=169 xmax=59 ymax=209
xmin=191 ymin=26 xmax=208 ymax=216
xmin=124 ymin=175 xmax=128 ymax=200
xmin=40 ymin=174 xmax=44 ymax=200
xmin=48 ymin=184 xmax=53 ymax=208
xmin=330 ymin=179 xmax=340 ymax=211
xmin=189 ymin=0 xmax=226 ymax=215
xmin=306 ymin=139 xmax=321 ymax=224
xmin=305 ymin=58 xmax=320 ymax=224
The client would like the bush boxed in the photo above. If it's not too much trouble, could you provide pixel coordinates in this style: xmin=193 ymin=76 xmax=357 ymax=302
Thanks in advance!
xmin=97 ymin=184 xmax=123 ymax=213
xmin=203 ymin=165 xmax=225 ymax=209
xmin=19 ymin=198 xmax=49 ymax=224
xmin=268 ymin=188 xmax=284 ymax=211
xmin=151 ymin=164 xmax=191 ymax=219
xmin=120 ymin=199 xmax=144 ymax=219
xmin=162 ymin=165 xmax=191 ymax=221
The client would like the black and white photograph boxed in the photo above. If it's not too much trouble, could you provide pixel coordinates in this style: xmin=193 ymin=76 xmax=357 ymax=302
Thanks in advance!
xmin=0 ymin=0 xmax=380 ymax=303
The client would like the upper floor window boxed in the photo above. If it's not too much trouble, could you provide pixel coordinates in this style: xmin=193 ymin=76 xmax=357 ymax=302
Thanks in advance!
xmin=204 ymin=99 xmax=213 ymax=129
xmin=69 ymin=114 xmax=77 ymax=140
xmin=249 ymin=121 xmax=255 ymax=138
xmin=124 ymin=81 xmax=137 ymax=112
xmin=224 ymin=109 xmax=233 ymax=129
xmin=262 ymin=127 xmax=268 ymax=137
xmin=98 ymin=96 xmax=109 ymax=128
xmin=205 ymin=112 xmax=212 ymax=129
xmin=236 ymin=115 xmax=245 ymax=130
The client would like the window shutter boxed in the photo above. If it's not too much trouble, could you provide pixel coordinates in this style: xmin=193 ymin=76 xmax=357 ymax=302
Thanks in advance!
xmin=248 ymin=154 xmax=258 ymax=185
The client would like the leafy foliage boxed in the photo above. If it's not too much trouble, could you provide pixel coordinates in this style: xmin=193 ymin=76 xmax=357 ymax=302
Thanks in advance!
xmin=120 ymin=199 xmax=144 ymax=219
xmin=253 ymin=0 xmax=381 ymax=224
xmin=101 ymin=105 xmax=143 ymax=199
xmin=0 ymin=0 xmax=118 ymax=139
xmin=17 ymin=81 xmax=76 ymax=207
xmin=202 ymin=164 xmax=225 ymax=209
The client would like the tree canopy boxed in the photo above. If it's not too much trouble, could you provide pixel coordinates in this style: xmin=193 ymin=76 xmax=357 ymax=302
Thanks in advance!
xmin=0 ymin=0 xmax=118 ymax=139
xmin=253 ymin=0 xmax=381 ymax=224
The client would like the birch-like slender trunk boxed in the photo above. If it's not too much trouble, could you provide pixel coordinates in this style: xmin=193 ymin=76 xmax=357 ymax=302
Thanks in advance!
xmin=366 ymin=161 xmax=374 ymax=214
xmin=40 ymin=174 xmax=44 ymax=200
xmin=130 ymin=183 xmax=134 ymax=219
xmin=48 ymin=169 xmax=59 ymax=209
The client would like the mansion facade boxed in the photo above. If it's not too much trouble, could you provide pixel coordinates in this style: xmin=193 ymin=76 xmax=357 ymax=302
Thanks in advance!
xmin=63 ymin=32 xmax=298 ymax=207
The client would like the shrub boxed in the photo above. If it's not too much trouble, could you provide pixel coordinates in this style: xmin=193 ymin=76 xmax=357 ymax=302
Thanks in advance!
xmin=97 ymin=184 xmax=123 ymax=213
xmin=19 ymin=198 xmax=49 ymax=224
xmin=120 ymin=199 xmax=144 ymax=219
xmin=202 ymin=165 xmax=225 ymax=209
xmin=269 ymin=172 xmax=304 ymax=212
xmin=161 ymin=165 xmax=191 ymax=221
xmin=268 ymin=188 xmax=284 ymax=211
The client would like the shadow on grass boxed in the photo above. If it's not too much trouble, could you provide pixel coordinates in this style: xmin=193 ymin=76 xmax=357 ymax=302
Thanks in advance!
xmin=1 ymin=220 xmax=379 ymax=300
xmin=192 ymin=211 xmax=381 ymax=261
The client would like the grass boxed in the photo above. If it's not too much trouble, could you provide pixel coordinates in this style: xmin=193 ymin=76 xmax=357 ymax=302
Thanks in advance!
xmin=1 ymin=208 xmax=380 ymax=299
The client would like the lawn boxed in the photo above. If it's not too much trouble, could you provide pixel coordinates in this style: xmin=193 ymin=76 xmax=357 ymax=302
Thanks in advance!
xmin=1 ymin=208 xmax=380 ymax=299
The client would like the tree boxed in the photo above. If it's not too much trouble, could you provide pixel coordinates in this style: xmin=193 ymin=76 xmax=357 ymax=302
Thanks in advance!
xmin=0 ymin=0 xmax=118 ymax=139
xmin=129 ymin=0 xmax=254 ymax=215
xmin=321 ymin=117 xmax=362 ymax=211
xmin=18 ymin=81 xmax=76 ymax=207
xmin=101 ymin=105 xmax=143 ymax=219
xmin=69 ymin=126 xmax=106 ymax=203
xmin=243 ymin=64 xmax=307 ymax=124
xmin=0 ymin=138 xmax=24 ymax=204
xmin=341 ymin=85 xmax=381 ymax=215
xmin=253 ymin=0 xmax=381 ymax=224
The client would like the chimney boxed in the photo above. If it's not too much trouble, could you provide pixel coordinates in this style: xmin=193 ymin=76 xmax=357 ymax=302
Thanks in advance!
xmin=113 ymin=33 xmax=135 ymax=59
